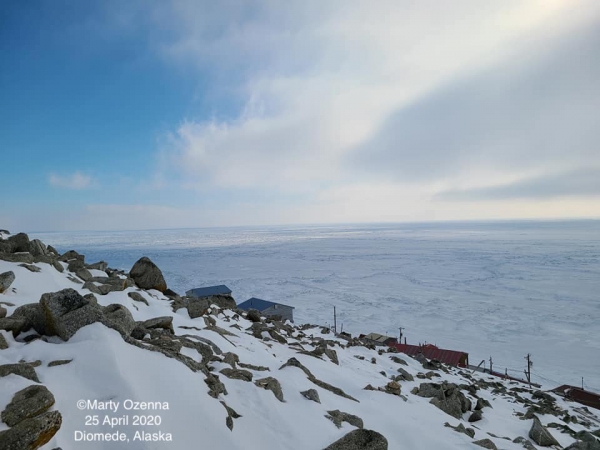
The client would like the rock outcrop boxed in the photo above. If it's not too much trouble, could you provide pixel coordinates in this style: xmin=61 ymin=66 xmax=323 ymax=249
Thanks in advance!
xmin=0 ymin=271 xmax=15 ymax=293
xmin=324 ymin=429 xmax=388 ymax=450
xmin=129 ymin=257 xmax=167 ymax=292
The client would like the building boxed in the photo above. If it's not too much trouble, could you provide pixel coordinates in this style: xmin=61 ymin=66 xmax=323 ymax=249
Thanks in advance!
xmin=186 ymin=285 xmax=232 ymax=298
xmin=360 ymin=333 xmax=398 ymax=346
xmin=237 ymin=297 xmax=295 ymax=322
xmin=551 ymin=385 xmax=600 ymax=410
xmin=390 ymin=343 xmax=469 ymax=368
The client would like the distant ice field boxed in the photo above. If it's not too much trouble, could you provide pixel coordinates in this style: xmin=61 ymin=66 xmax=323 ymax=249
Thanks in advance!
xmin=32 ymin=220 xmax=600 ymax=391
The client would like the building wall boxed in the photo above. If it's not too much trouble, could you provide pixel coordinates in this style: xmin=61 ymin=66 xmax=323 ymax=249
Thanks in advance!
xmin=261 ymin=305 xmax=294 ymax=322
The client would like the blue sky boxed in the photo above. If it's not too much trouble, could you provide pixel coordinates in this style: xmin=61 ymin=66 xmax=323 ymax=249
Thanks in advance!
xmin=2 ymin=1 xmax=599 ymax=231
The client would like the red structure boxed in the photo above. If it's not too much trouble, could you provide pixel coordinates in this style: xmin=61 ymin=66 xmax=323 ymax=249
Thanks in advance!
xmin=551 ymin=385 xmax=600 ymax=411
xmin=389 ymin=342 xmax=469 ymax=368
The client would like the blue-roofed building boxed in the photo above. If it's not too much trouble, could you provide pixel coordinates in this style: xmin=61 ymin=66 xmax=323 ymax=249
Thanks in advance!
xmin=237 ymin=297 xmax=295 ymax=323
xmin=186 ymin=285 xmax=232 ymax=298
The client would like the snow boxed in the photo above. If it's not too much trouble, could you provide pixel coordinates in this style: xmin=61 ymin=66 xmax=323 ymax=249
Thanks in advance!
xmin=0 ymin=251 xmax=598 ymax=449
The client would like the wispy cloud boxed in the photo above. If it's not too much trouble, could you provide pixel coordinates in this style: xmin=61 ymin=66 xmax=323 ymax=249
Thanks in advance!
xmin=48 ymin=171 xmax=94 ymax=190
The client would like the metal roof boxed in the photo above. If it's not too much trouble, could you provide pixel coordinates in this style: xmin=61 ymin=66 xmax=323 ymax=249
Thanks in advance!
xmin=363 ymin=333 xmax=395 ymax=343
xmin=551 ymin=385 xmax=600 ymax=410
xmin=237 ymin=297 xmax=294 ymax=312
xmin=186 ymin=285 xmax=232 ymax=297
xmin=391 ymin=343 xmax=469 ymax=367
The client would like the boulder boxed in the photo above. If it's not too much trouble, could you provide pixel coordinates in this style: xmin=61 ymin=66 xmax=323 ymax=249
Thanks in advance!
xmin=18 ymin=264 xmax=41 ymax=273
xmin=469 ymin=410 xmax=483 ymax=422
xmin=222 ymin=352 xmax=239 ymax=368
xmin=46 ymin=245 xmax=59 ymax=256
xmin=75 ymin=269 xmax=93 ymax=282
xmin=7 ymin=233 xmax=30 ymax=253
xmin=396 ymin=368 xmax=414 ymax=381
xmin=220 ymin=368 xmax=253 ymax=382
xmin=11 ymin=304 xmax=49 ymax=336
xmin=28 ymin=240 xmax=48 ymax=257
xmin=40 ymin=288 xmax=103 ymax=341
xmin=206 ymin=295 xmax=236 ymax=310
xmin=473 ymin=439 xmax=498 ymax=449
xmin=300 ymin=389 xmax=321 ymax=403
xmin=0 ymin=334 xmax=7 ymax=349
xmin=390 ymin=356 xmax=408 ymax=365
xmin=187 ymin=298 xmax=209 ymax=319
xmin=0 ymin=253 xmax=34 ymax=264
xmin=1 ymin=385 xmax=55 ymax=427
xmin=326 ymin=409 xmax=364 ymax=429
xmin=417 ymin=382 xmax=471 ymax=419
xmin=0 ymin=306 xmax=6 ymax=318
xmin=129 ymin=257 xmax=167 ymax=292
xmin=246 ymin=309 xmax=262 ymax=322
xmin=0 ymin=317 xmax=29 ymax=335
xmin=0 ymin=271 xmax=16 ymax=294
xmin=86 ymin=261 xmax=108 ymax=271
xmin=254 ymin=377 xmax=285 ymax=402
xmin=475 ymin=397 xmax=492 ymax=410
xmin=57 ymin=250 xmax=83 ymax=263
xmin=128 ymin=292 xmax=149 ymax=306
xmin=0 ymin=410 xmax=62 ymax=450
xmin=101 ymin=304 xmax=135 ymax=337
xmin=529 ymin=417 xmax=560 ymax=447
xmin=0 ymin=363 xmax=40 ymax=382
xmin=324 ymin=429 xmax=388 ymax=450
xmin=141 ymin=316 xmax=173 ymax=333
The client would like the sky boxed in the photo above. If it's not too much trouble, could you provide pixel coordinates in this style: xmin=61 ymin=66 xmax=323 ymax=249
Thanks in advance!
xmin=1 ymin=0 xmax=599 ymax=232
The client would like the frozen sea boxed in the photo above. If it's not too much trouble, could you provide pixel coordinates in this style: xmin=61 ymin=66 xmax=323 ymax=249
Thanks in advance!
xmin=31 ymin=220 xmax=600 ymax=392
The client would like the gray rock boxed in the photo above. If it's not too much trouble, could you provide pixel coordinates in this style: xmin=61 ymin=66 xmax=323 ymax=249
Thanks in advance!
xmin=75 ymin=268 xmax=93 ymax=281
xmin=12 ymin=304 xmax=49 ymax=336
xmin=47 ymin=359 xmax=72 ymax=367
xmin=0 ymin=253 xmax=34 ymax=264
xmin=529 ymin=417 xmax=560 ymax=447
xmin=390 ymin=356 xmax=408 ymax=365
xmin=475 ymin=397 xmax=492 ymax=410
xmin=7 ymin=233 xmax=31 ymax=253
xmin=67 ymin=259 xmax=85 ymax=273
xmin=326 ymin=409 xmax=364 ymax=429
xmin=187 ymin=298 xmax=209 ymax=319
xmin=469 ymin=410 xmax=483 ymax=422
xmin=0 ymin=333 xmax=8 ymax=349
xmin=222 ymin=352 xmax=239 ymax=367
xmin=301 ymin=388 xmax=321 ymax=403
xmin=28 ymin=239 xmax=48 ymax=257
xmin=0 ymin=271 xmax=16 ymax=294
xmin=129 ymin=257 xmax=167 ymax=292
xmin=0 ymin=410 xmax=62 ymax=450
xmin=0 ymin=363 xmax=40 ymax=382
xmin=397 ymin=368 xmax=414 ymax=381
xmin=101 ymin=304 xmax=135 ymax=337
xmin=0 ymin=317 xmax=29 ymax=335
xmin=324 ymin=429 xmax=388 ymax=450
xmin=255 ymin=377 xmax=285 ymax=402
xmin=444 ymin=422 xmax=475 ymax=438
xmin=82 ymin=281 xmax=102 ymax=295
xmin=0 ymin=306 xmax=6 ymax=318
xmin=57 ymin=250 xmax=83 ymax=263
xmin=205 ymin=295 xmax=236 ymax=310
xmin=40 ymin=288 xmax=103 ymax=340
xmin=417 ymin=382 xmax=470 ymax=419
xmin=18 ymin=264 xmax=41 ymax=273
xmin=246 ymin=309 xmax=262 ymax=322
xmin=128 ymin=292 xmax=149 ymax=306
xmin=87 ymin=261 xmax=107 ymax=271
xmin=473 ymin=439 xmax=498 ymax=449
xmin=1 ymin=385 xmax=55 ymax=427
xmin=513 ymin=436 xmax=538 ymax=450
xmin=205 ymin=373 xmax=228 ymax=398
xmin=46 ymin=245 xmax=59 ymax=256
xmin=141 ymin=316 xmax=173 ymax=333
xmin=51 ymin=260 xmax=64 ymax=273
xmin=220 ymin=368 xmax=253 ymax=382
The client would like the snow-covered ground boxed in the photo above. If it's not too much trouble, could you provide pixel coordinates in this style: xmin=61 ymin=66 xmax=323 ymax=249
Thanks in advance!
xmin=1 ymin=250 xmax=599 ymax=450
xmin=31 ymin=220 xmax=600 ymax=392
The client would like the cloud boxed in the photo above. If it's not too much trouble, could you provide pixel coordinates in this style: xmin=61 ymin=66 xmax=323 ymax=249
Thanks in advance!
xmin=48 ymin=172 xmax=93 ymax=190
xmin=436 ymin=168 xmax=600 ymax=201
xmin=151 ymin=1 xmax=600 ymax=197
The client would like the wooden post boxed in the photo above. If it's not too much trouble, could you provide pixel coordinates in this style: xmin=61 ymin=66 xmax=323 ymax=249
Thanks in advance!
xmin=333 ymin=306 xmax=337 ymax=335
xmin=524 ymin=354 xmax=532 ymax=386
xmin=489 ymin=356 xmax=493 ymax=374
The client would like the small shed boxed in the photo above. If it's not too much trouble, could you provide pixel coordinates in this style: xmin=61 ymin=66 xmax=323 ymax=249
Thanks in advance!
xmin=186 ymin=285 xmax=232 ymax=298
xmin=391 ymin=343 xmax=469 ymax=368
xmin=360 ymin=333 xmax=398 ymax=347
xmin=551 ymin=385 xmax=600 ymax=410
xmin=237 ymin=297 xmax=295 ymax=323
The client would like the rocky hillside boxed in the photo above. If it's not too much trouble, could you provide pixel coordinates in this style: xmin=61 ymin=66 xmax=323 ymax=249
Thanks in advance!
xmin=0 ymin=230 xmax=599 ymax=450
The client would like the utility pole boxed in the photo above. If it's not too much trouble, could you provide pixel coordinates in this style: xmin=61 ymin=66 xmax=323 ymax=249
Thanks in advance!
xmin=333 ymin=307 xmax=337 ymax=335
xmin=582 ymin=377 xmax=584 ymax=390
xmin=398 ymin=327 xmax=404 ymax=343
xmin=489 ymin=356 xmax=493 ymax=375
xmin=524 ymin=354 xmax=532 ymax=386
